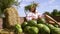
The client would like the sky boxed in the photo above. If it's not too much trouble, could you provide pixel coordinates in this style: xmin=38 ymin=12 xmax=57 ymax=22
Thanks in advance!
xmin=15 ymin=0 xmax=60 ymax=17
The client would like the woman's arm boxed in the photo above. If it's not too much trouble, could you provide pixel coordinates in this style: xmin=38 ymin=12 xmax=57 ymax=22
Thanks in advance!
xmin=26 ymin=16 xmax=32 ymax=21
xmin=26 ymin=13 xmax=36 ymax=21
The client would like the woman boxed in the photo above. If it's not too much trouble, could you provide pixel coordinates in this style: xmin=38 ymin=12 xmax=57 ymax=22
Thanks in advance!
xmin=26 ymin=4 xmax=41 ymax=21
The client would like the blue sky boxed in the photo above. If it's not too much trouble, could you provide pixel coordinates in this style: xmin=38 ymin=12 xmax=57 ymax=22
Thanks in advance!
xmin=16 ymin=0 xmax=60 ymax=17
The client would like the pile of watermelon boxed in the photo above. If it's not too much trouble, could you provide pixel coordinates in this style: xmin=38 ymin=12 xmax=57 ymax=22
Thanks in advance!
xmin=14 ymin=24 xmax=23 ymax=34
xmin=14 ymin=18 xmax=60 ymax=34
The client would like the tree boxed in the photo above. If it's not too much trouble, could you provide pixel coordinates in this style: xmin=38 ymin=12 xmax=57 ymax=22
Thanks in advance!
xmin=0 ymin=0 xmax=20 ymax=17
xmin=43 ymin=11 xmax=51 ymax=16
xmin=58 ymin=11 xmax=60 ymax=16
xmin=51 ymin=9 xmax=58 ymax=16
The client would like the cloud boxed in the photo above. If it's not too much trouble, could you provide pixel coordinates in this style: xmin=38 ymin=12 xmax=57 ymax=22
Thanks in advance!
xmin=49 ymin=0 xmax=55 ymax=4
xmin=20 ymin=4 xmax=26 ymax=8
xmin=19 ymin=4 xmax=30 ymax=8
xmin=49 ymin=5 xmax=59 ymax=8
xmin=22 ymin=0 xmax=35 ymax=2
xmin=22 ymin=0 xmax=39 ymax=3
xmin=18 ymin=0 xmax=22 ymax=2
xmin=54 ymin=5 xmax=59 ymax=8
xmin=53 ymin=6 xmax=60 ymax=10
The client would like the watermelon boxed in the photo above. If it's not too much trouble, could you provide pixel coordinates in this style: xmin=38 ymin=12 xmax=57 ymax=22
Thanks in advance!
xmin=51 ymin=27 xmax=60 ymax=34
xmin=38 ymin=24 xmax=50 ymax=34
xmin=21 ymin=22 xmax=28 ymax=28
xmin=17 ymin=28 xmax=23 ymax=33
xmin=15 ymin=24 xmax=21 ymax=29
xmin=47 ymin=24 xmax=60 ymax=34
xmin=37 ymin=24 xmax=44 ymax=29
xmin=37 ymin=18 xmax=46 ymax=24
xmin=47 ymin=24 xmax=55 ymax=29
xmin=41 ymin=25 xmax=50 ymax=34
xmin=15 ymin=24 xmax=23 ymax=33
xmin=24 ymin=26 xmax=31 ymax=32
xmin=28 ymin=27 xmax=39 ymax=34
xmin=27 ymin=20 xmax=37 ymax=26
xmin=54 ymin=24 xmax=59 ymax=28
xmin=36 ymin=24 xmax=50 ymax=34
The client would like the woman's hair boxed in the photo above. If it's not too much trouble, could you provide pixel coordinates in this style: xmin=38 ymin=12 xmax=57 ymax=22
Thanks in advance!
xmin=25 ymin=3 xmax=38 ymax=11
xmin=29 ymin=7 xmax=36 ymax=12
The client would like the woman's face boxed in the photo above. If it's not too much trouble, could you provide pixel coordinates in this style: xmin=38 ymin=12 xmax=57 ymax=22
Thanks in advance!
xmin=30 ymin=7 xmax=36 ymax=12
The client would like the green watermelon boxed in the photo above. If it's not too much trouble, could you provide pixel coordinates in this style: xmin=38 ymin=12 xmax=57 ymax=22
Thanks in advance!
xmin=27 ymin=20 xmax=37 ymax=26
xmin=18 ymin=28 xmax=23 ymax=33
xmin=54 ymin=24 xmax=59 ymax=28
xmin=47 ymin=24 xmax=55 ymax=29
xmin=36 ymin=24 xmax=50 ymax=34
xmin=37 ymin=18 xmax=46 ymax=24
xmin=15 ymin=24 xmax=23 ymax=33
xmin=24 ymin=26 xmax=31 ymax=32
xmin=41 ymin=25 xmax=50 ymax=34
xmin=28 ymin=27 xmax=39 ymax=34
xmin=37 ymin=24 xmax=50 ymax=34
xmin=21 ymin=22 xmax=28 ymax=28
xmin=37 ymin=24 xmax=44 ymax=29
xmin=47 ymin=24 xmax=60 ymax=34
xmin=51 ymin=27 xmax=60 ymax=34
xmin=15 ymin=24 xmax=21 ymax=29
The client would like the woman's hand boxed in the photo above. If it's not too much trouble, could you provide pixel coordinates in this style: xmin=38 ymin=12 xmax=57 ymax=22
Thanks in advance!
xmin=38 ymin=15 xmax=42 ymax=19
xmin=32 ymin=17 xmax=37 ymax=20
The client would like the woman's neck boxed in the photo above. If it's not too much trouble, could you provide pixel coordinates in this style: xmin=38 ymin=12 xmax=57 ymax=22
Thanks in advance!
xmin=31 ymin=11 xmax=36 ymax=14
